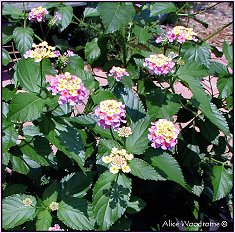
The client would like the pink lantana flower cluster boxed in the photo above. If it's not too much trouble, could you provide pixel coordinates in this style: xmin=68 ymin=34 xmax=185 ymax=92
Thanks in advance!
xmin=47 ymin=72 xmax=87 ymax=106
xmin=95 ymin=100 xmax=126 ymax=130
xmin=49 ymin=12 xmax=62 ymax=27
xmin=48 ymin=224 xmax=64 ymax=231
xmin=143 ymin=54 xmax=175 ymax=76
xmin=148 ymin=119 xmax=179 ymax=150
xmin=156 ymin=26 xmax=198 ymax=44
xmin=108 ymin=66 xmax=129 ymax=81
xmin=28 ymin=6 xmax=48 ymax=22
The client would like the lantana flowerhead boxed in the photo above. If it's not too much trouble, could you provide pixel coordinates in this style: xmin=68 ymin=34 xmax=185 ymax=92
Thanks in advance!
xmin=108 ymin=66 xmax=129 ymax=81
xmin=24 ymin=41 xmax=58 ymax=62
xmin=143 ymin=54 xmax=175 ymax=76
xmin=48 ymin=224 xmax=64 ymax=231
xmin=48 ymin=12 xmax=62 ymax=27
xmin=148 ymin=119 xmax=179 ymax=150
xmin=22 ymin=198 xmax=33 ymax=206
xmin=102 ymin=148 xmax=133 ymax=174
xmin=117 ymin=126 xmax=132 ymax=137
xmin=47 ymin=72 xmax=87 ymax=106
xmin=28 ymin=6 xmax=48 ymax=22
xmin=95 ymin=99 xmax=126 ymax=130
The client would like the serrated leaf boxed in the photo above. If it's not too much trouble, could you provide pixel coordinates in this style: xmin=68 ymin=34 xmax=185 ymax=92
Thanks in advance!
xmin=150 ymin=153 xmax=186 ymax=188
xmin=16 ymin=58 xmax=55 ymax=93
xmin=2 ymin=33 xmax=13 ymax=45
xmin=92 ymin=172 xmax=131 ymax=230
xmin=2 ymin=123 xmax=18 ymax=153
xmin=12 ymin=156 xmax=30 ymax=175
xmin=36 ymin=209 xmax=52 ymax=231
xmin=68 ymin=114 xmax=97 ymax=127
xmin=126 ymin=117 xmax=150 ymax=155
xmin=8 ymin=93 xmax=46 ymax=122
xmin=57 ymin=6 xmax=73 ymax=32
xmin=60 ymin=172 xmax=94 ymax=198
xmin=66 ymin=55 xmax=84 ymax=74
xmin=121 ymin=88 xmax=146 ymax=122
xmin=176 ymin=61 xmax=208 ymax=78
xmin=57 ymin=197 xmax=93 ymax=230
xmin=211 ymin=165 xmax=233 ymax=201
xmin=85 ymin=38 xmax=101 ymax=63
xmin=133 ymin=25 xmax=151 ymax=44
xmin=129 ymin=158 xmax=165 ymax=181
xmin=92 ymin=90 xmax=116 ymax=105
xmin=150 ymin=2 xmax=176 ymax=16
xmin=2 ymin=84 xmax=16 ymax=102
xmin=126 ymin=196 xmax=146 ymax=214
xmin=2 ymin=3 xmax=23 ymax=18
xmin=42 ymin=181 xmax=59 ymax=207
xmin=2 ymin=194 xmax=36 ymax=229
xmin=181 ymin=42 xmax=211 ymax=68
xmin=2 ymin=48 xmax=11 ymax=66
xmin=178 ymin=77 xmax=230 ymax=135
xmin=98 ymin=2 xmax=135 ymax=33
xmin=217 ymin=75 xmax=233 ymax=99
xmin=13 ymin=27 xmax=34 ymax=55
xmin=100 ymin=139 xmax=121 ymax=152
xmin=209 ymin=61 xmax=228 ymax=77
xmin=83 ymin=7 xmax=100 ymax=18
xmin=222 ymin=41 xmax=232 ymax=66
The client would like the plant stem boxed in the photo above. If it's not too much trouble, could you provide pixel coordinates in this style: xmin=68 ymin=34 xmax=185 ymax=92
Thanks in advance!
xmin=39 ymin=60 xmax=43 ymax=95
xmin=45 ymin=27 xmax=52 ymax=39
xmin=110 ymin=128 xmax=115 ymax=141
xmin=203 ymin=22 xmax=233 ymax=42
xmin=121 ymin=27 xmax=127 ymax=66
xmin=40 ymin=23 xmax=46 ymax=40
xmin=34 ymin=34 xmax=43 ymax=42
xmin=210 ymin=158 xmax=232 ymax=168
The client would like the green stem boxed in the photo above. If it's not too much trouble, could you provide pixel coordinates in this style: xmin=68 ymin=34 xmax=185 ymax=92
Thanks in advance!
xmin=39 ymin=60 xmax=43 ymax=95
xmin=110 ymin=128 xmax=115 ymax=141
xmin=121 ymin=27 xmax=127 ymax=66
xmin=45 ymin=27 xmax=52 ymax=39
xmin=34 ymin=34 xmax=43 ymax=42
xmin=40 ymin=23 xmax=46 ymax=41
xmin=203 ymin=22 xmax=233 ymax=42
xmin=210 ymin=158 xmax=232 ymax=168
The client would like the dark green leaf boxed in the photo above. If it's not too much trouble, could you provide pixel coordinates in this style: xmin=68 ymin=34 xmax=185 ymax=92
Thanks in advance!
xmin=98 ymin=2 xmax=135 ymax=33
xmin=3 ymin=184 xmax=28 ymax=198
xmin=12 ymin=156 xmax=30 ymax=175
xmin=2 ymin=48 xmax=11 ymax=66
xmin=125 ymin=117 xmax=150 ymax=155
xmin=36 ymin=209 xmax=52 ymax=231
xmin=150 ymin=2 xmax=177 ymax=16
xmin=217 ymin=75 xmax=233 ymax=99
xmin=222 ymin=41 xmax=232 ymax=66
xmin=2 ymin=33 xmax=14 ymax=45
xmin=57 ymin=6 xmax=73 ymax=32
xmin=83 ymin=7 xmax=100 ymax=18
xmin=13 ymin=27 xmax=34 ymax=55
xmin=150 ymin=153 xmax=186 ymax=188
xmin=8 ymin=93 xmax=46 ymax=122
xmin=2 ymin=84 xmax=17 ymax=102
xmin=2 ymin=3 xmax=23 ymax=18
xmin=211 ymin=165 xmax=232 ymax=201
xmin=129 ymin=158 xmax=165 ymax=181
xmin=2 ymin=123 xmax=18 ymax=153
xmin=133 ymin=25 xmax=151 ymax=44
xmin=85 ymin=38 xmax=101 ymax=63
xmin=68 ymin=114 xmax=97 ymax=127
xmin=92 ymin=90 xmax=116 ymax=105
xmin=2 ymin=194 xmax=36 ymax=229
xmin=92 ymin=172 xmax=132 ymax=230
xmin=57 ymin=197 xmax=93 ymax=230
xmin=126 ymin=196 xmax=146 ymax=214
xmin=66 ymin=55 xmax=84 ymax=73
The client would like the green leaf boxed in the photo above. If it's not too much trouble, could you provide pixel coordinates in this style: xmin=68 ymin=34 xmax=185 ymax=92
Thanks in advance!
xmin=16 ymin=58 xmax=55 ymax=93
xmin=57 ymin=197 xmax=93 ymax=230
xmin=2 ymin=48 xmax=11 ymax=66
xmin=217 ymin=75 xmax=233 ymax=99
xmin=133 ymin=25 xmax=151 ymax=44
xmin=92 ymin=172 xmax=132 ymax=230
xmin=60 ymin=172 xmax=94 ymax=198
xmin=2 ymin=33 xmax=13 ymax=45
xmin=46 ymin=129 xmax=85 ymax=171
xmin=176 ymin=62 xmax=208 ymax=79
xmin=74 ymin=69 xmax=96 ymax=91
xmin=83 ymin=7 xmax=100 ymax=18
xmin=2 ymin=84 xmax=16 ymax=102
xmin=57 ymin=6 xmax=73 ymax=32
xmin=150 ymin=2 xmax=177 ymax=16
xmin=66 ymin=55 xmax=84 ymax=73
xmin=150 ymin=153 xmax=186 ymax=188
xmin=98 ymin=2 xmax=135 ymax=33
xmin=36 ymin=209 xmax=52 ymax=231
xmin=2 ymin=3 xmax=23 ymax=18
xmin=209 ymin=61 xmax=228 ymax=77
xmin=109 ymin=216 xmax=131 ymax=231
xmin=8 ymin=93 xmax=46 ymax=122
xmin=13 ymin=27 xmax=34 ymax=55
xmin=2 ymin=194 xmax=36 ymax=229
xmin=92 ymin=90 xmax=116 ymax=105
xmin=121 ymin=88 xmax=147 ymax=123
xmin=3 ymin=184 xmax=28 ymax=198
xmin=100 ymin=139 xmax=121 ymax=152
xmin=68 ymin=114 xmax=97 ymax=127
xmin=42 ymin=181 xmax=59 ymax=205
xmin=129 ymin=158 xmax=166 ymax=181
xmin=177 ymin=77 xmax=230 ymax=135
xmin=2 ymin=123 xmax=18 ymax=153
xmin=126 ymin=196 xmax=146 ymax=214
xmin=85 ymin=38 xmax=101 ymax=63
xmin=12 ymin=156 xmax=30 ymax=175
xmin=181 ymin=42 xmax=211 ymax=68
xmin=23 ymin=125 xmax=42 ymax=137
xmin=126 ymin=117 xmax=150 ymax=155
xmin=146 ymin=90 xmax=181 ymax=121
xmin=211 ymin=165 xmax=233 ymax=201
xmin=222 ymin=41 xmax=232 ymax=66
xmin=20 ymin=144 xmax=50 ymax=166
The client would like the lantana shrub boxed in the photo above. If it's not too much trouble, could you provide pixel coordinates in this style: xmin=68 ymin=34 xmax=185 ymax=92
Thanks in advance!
xmin=2 ymin=2 xmax=233 ymax=232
